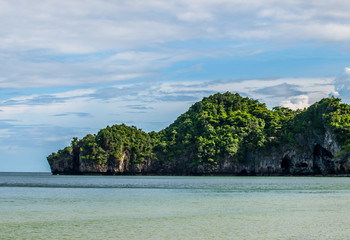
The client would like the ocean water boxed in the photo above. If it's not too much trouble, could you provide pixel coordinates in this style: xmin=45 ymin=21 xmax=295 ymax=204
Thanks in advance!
xmin=1 ymin=173 xmax=350 ymax=240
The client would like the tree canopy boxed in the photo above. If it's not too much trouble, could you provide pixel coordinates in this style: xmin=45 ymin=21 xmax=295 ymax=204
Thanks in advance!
xmin=48 ymin=92 xmax=350 ymax=169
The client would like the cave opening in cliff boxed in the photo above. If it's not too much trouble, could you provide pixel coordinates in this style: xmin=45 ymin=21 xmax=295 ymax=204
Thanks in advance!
xmin=238 ymin=169 xmax=248 ymax=176
xmin=313 ymin=144 xmax=333 ymax=158
xmin=281 ymin=156 xmax=291 ymax=173
xmin=313 ymin=144 xmax=334 ymax=174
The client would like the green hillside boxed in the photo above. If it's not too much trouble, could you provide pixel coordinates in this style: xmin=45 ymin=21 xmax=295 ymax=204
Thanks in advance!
xmin=47 ymin=92 xmax=350 ymax=174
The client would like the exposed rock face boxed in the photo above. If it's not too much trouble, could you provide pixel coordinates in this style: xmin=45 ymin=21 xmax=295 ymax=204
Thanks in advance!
xmin=203 ymin=126 xmax=348 ymax=176
xmin=176 ymin=125 xmax=349 ymax=176
xmin=47 ymin=148 xmax=74 ymax=175
xmin=47 ymin=93 xmax=350 ymax=176
xmin=48 ymin=125 xmax=350 ymax=175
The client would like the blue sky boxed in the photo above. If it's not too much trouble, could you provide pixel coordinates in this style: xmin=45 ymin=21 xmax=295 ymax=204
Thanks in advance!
xmin=1 ymin=0 xmax=350 ymax=172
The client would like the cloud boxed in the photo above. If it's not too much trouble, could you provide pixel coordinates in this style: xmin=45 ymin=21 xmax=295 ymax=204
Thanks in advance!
xmin=2 ymin=1 xmax=350 ymax=55
xmin=0 ymin=76 xmax=335 ymax=118
xmin=0 ymin=89 xmax=94 ymax=106
xmin=177 ymin=11 xmax=214 ymax=22
xmin=52 ymin=112 xmax=92 ymax=117
xmin=126 ymin=111 xmax=147 ymax=114
xmin=0 ymin=52 xmax=148 ymax=88
xmin=0 ymin=0 xmax=349 ymax=90
xmin=89 ymin=85 xmax=147 ymax=100
xmin=0 ymin=119 xmax=17 ymax=129
xmin=126 ymin=105 xmax=153 ymax=110
xmin=254 ymin=83 xmax=305 ymax=97
xmin=157 ymin=95 xmax=199 ymax=102
xmin=1 ymin=2 xmax=350 ymax=51
xmin=334 ymin=67 xmax=350 ymax=102
xmin=280 ymin=95 xmax=310 ymax=110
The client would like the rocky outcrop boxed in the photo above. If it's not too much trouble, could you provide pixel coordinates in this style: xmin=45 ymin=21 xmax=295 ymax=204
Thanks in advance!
xmin=189 ymin=125 xmax=349 ymax=176
xmin=180 ymin=126 xmax=348 ymax=175
xmin=48 ymin=126 xmax=350 ymax=176
xmin=47 ymin=147 xmax=74 ymax=175
xmin=47 ymin=94 xmax=350 ymax=176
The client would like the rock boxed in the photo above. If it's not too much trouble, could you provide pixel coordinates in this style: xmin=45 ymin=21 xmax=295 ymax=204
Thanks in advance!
xmin=48 ymin=122 xmax=350 ymax=176
xmin=47 ymin=94 xmax=350 ymax=176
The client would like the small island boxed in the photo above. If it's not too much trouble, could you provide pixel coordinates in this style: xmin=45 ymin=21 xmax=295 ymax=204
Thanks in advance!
xmin=48 ymin=92 xmax=350 ymax=176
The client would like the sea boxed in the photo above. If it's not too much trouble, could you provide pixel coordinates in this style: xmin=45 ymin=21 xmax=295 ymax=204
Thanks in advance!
xmin=1 ymin=173 xmax=350 ymax=240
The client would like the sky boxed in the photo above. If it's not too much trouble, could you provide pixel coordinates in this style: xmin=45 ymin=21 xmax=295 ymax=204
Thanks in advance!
xmin=1 ymin=0 xmax=350 ymax=172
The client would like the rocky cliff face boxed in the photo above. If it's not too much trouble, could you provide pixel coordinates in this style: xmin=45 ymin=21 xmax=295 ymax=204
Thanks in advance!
xmin=187 ymin=125 xmax=349 ymax=176
xmin=47 ymin=93 xmax=350 ymax=176
xmin=48 ymin=125 xmax=350 ymax=176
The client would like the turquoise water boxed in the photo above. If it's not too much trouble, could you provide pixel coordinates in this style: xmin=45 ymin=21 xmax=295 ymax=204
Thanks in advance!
xmin=1 ymin=174 xmax=350 ymax=239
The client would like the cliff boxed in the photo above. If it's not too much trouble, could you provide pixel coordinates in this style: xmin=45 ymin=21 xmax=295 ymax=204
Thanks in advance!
xmin=47 ymin=92 xmax=350 ymax=175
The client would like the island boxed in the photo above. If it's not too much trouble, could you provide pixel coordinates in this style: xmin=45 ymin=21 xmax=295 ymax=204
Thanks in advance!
xmin=47 ymin=92 xmax=350 ymax=175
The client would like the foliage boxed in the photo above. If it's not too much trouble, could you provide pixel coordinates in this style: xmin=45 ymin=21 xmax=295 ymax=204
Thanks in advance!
xmin=157 ymin=92 xmax=298 ymax=164
xmin=48 ymin=124 xmax=156 ymax=167
xmin=48 ymin=92 xmax=350 ymax=168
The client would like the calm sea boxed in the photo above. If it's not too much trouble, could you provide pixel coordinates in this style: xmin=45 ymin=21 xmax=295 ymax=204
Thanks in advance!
xmin=1 ymin=173 xmax=350 ymax=240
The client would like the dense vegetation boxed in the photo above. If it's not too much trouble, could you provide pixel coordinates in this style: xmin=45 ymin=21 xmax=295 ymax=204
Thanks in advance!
xmin=48 ymin=124 xmax=156 ymax=167
xmin=48 ymin=92 xmax=350 ymax=170
xmin=156 ymin=92 xmax=301 ymax=165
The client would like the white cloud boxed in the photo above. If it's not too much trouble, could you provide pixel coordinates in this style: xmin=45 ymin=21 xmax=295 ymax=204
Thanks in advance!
xmin=281 ymin=95 xmax=310 ymax=110
xmin=302 ymin=24 xmax=350 ymax=41
xmin=1 ymin=0 xmax=350 ymax=54
xmin=0 ymin=0 xmax=349 ymax=89
xmin=159 ymin=76 xmax=335 ymax=110
xmin=1 ymin=77 xmax=334 ymax=127
xmin=0 ymin=77 xmax=335 ymax=131
xmin=177 ymin=11 xmax=214 ymax=22
xmin=334 ymin=67 xmax=350 ymax=102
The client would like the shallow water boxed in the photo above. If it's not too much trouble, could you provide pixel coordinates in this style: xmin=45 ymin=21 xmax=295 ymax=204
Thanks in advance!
xmin=1 ymin=173 xmax=350 ymax=239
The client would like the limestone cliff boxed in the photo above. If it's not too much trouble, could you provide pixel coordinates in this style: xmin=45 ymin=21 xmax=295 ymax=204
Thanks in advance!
xmin=47 ymin=93 xmax=350 ymax=175
xmin=47 ymin=126 xmax=350 ymax=176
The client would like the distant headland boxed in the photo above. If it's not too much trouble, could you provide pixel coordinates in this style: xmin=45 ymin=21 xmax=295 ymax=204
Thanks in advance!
xmin=48 ymin=92 xmax=350 ymax=176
